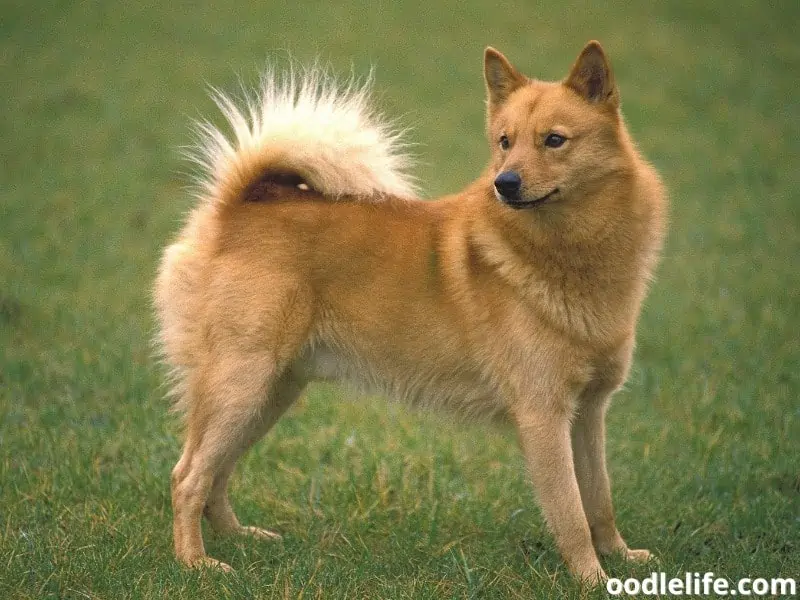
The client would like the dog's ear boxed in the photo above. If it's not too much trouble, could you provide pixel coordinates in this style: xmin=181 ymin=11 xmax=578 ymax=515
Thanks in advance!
xmin=484 ymin=47 xmax=525 ymax=106
xmin=565 ymin=41 xmax=619 ymax=107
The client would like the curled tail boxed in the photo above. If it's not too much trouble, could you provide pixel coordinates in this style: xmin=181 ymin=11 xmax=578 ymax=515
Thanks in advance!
xmin=189 ymin=65 xmax=418 ymax=206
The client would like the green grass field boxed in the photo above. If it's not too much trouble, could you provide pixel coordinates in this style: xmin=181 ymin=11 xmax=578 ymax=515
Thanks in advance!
xmin=1 ymin=1 xmax=798 ymax=598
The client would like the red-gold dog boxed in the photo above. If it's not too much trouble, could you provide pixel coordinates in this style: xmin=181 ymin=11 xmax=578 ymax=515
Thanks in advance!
xmin=155 ymin=41 xmax=666 ymax=584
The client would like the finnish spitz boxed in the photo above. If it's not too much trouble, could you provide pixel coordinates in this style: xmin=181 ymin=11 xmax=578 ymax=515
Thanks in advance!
xmin=155 ymin=41 xmax=666 ymax=584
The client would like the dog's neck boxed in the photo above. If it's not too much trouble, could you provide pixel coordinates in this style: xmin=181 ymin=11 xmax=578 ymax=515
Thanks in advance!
xmin=456 ymin=170 xmax=658 ymax=345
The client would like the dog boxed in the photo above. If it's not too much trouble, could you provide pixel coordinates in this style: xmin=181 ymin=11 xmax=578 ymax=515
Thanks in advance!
xmin=154 ymin=41 xmax=666 ymax=585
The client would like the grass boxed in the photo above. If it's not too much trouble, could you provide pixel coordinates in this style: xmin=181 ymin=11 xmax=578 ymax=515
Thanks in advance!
xmin=1 ymin=0 xmax=798 ymax=598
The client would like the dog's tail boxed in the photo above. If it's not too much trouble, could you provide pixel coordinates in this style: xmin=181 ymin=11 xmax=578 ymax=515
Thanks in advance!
xmin=188 ymin=65 xmax=418 ymax=207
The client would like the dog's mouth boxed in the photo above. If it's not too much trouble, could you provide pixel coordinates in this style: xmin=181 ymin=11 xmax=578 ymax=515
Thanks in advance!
xmin=497 ymin=187 xmax=560 ymax=209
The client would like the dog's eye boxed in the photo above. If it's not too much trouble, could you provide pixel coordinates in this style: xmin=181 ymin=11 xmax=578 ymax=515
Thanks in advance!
xmin=544 ymin=133 xmax=566 ymax=148
xmin=499 ymin=134 xmax=510 ymax=150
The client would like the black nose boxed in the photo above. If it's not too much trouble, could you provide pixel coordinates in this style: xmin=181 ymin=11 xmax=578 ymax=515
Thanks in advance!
xmin=494 ymin=171 xmax=522 ymax=199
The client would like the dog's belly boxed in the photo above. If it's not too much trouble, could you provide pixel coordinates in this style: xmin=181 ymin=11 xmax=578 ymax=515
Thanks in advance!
xmin=296 ymin=342 xmax=506 ymax=420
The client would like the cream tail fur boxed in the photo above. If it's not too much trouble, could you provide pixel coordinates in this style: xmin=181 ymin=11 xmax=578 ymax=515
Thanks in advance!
xmin=189 ymin=66 xmax=419 ymax=205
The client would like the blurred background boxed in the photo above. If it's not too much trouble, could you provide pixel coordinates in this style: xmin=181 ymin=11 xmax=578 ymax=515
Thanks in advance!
xmin=1 ymin=1 xmax=798 ymax=598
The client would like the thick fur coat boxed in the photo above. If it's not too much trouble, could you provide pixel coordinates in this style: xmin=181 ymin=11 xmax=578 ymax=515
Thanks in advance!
xmin=155 ymin=41 xmax=666 ymax=584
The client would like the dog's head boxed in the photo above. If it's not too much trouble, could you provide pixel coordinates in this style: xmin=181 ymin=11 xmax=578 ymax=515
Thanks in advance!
xmin=484 ymin=42 xmax=628 ymax=211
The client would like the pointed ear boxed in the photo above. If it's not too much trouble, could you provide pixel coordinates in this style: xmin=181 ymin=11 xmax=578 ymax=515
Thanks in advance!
xmin=565 ymin=41 xmax=619 ymax=106
xmin=484 ymin=47 xmax=526 ymax=106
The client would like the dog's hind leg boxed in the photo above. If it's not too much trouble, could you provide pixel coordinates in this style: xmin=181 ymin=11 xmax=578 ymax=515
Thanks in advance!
xmin=202 ymin=372 xmax=306 ymax=540
xmin=572 ymin=384 xmax=652 ymax=563
xmin=170 ymin=282 xmax=314 ymax=570
xmin=172 ymin=316 xmax=313 ymax=571
xmin=171 ymin=354 xmax=295 ymax=570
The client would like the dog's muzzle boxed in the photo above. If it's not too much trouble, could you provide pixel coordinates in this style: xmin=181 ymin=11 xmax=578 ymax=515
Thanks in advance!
xmin=494 ymin=171 xmax=559 ymax=209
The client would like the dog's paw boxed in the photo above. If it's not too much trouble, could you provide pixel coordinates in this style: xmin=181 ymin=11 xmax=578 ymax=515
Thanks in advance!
xmin=240 ymin=525 xmax=282 ymax=541
xmin=624 ymin=548 xmax=655 ymax=563
xmin=578 ymin=567 xmax=608 ymax=588
xmin=191 ymin=556 xmax=233 ymax=573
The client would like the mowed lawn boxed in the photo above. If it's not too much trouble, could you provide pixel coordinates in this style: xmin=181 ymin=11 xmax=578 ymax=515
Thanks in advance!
xmin=1 ymin=1 xmax=798 ymax=598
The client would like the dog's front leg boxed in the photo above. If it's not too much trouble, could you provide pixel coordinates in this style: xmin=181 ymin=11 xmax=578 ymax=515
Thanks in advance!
xmin=572 ymin=387 xmax=652 ymax=563
xmin=513 ymin=406 xmax=605 ymax=585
